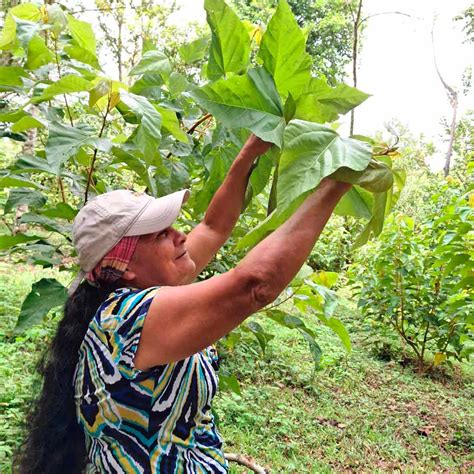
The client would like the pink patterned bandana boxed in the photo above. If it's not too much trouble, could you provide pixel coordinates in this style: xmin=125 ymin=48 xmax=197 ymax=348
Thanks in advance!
xmin=86 ymin=235 xmax=140 ymax=284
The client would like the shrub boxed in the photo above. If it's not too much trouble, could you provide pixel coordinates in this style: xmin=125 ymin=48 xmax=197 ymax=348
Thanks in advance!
xmin=349 ymin=181 xmax=473 ymax=369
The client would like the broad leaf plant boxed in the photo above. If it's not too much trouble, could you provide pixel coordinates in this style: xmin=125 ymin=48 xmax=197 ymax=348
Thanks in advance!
xmin=0 ymin=0 xmax=404 ymax=385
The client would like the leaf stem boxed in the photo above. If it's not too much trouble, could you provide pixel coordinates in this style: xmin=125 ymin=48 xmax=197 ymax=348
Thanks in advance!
xmin=187 ymin=113 xmax=212 ymax=135
xmin=58 ymin=177 xmax=66 ymax=203
xmin=264 ymin=283 xmax=303 ymax=311
xmin=53 ymin=37 xmax=74 ymax=127
xmin=165 ymin=113 xmax=213 ymax=160
xmin=84 ymin=94 xmax=111 ymax=204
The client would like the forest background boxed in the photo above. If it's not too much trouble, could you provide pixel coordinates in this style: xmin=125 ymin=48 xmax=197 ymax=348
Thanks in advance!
xmin=0 ymin=0 xmax=472 ymax=472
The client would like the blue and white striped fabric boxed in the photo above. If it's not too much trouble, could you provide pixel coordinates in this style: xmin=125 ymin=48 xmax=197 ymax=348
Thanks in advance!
xmin=73 ymin=287 xmax=228 ymax=473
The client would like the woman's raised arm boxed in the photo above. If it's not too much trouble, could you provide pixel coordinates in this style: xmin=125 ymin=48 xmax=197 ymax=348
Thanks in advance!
xmin=134 ymin=179 xmax=351 ymax=369
xmin=182 ymin=135 xmax=271 ymax=283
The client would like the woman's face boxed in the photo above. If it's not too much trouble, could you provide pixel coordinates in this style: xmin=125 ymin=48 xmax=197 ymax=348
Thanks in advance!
xmin=124 ymin=227 xmax=196 ymax=288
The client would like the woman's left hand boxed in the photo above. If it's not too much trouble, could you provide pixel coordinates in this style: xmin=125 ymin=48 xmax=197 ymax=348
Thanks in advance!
xmin=242 ymin=134 xmax=273 ymax=157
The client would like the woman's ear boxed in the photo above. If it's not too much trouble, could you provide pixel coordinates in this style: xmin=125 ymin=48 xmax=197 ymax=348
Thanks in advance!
xmin=122 ymin=270 xmax=136 ymax=282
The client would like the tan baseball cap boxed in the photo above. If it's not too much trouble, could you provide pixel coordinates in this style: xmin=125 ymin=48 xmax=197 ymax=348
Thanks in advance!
xmin=69 ymin=189 xmax=189 ymax=295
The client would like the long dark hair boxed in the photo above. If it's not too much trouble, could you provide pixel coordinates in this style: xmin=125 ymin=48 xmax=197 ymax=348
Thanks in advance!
xmin=15 ymin=280 xmax=121 ymax=474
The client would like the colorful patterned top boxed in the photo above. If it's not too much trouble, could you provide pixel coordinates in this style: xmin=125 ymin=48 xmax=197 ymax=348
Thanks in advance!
xmin=73 ymin=286 xmax=228 ymax=473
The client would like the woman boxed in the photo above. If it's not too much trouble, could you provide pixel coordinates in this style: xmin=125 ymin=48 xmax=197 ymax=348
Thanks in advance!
xmin=17 ymin=135 xmax=350 ymax=473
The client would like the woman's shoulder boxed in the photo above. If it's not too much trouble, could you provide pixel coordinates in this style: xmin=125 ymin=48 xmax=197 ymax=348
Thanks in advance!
xmin=95 ymin=286 xmax=161 ymax=331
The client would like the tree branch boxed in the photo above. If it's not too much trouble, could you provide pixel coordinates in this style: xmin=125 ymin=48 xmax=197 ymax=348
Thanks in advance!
xmin=431 ymin=22 xmax=458 ymax=176
xmin=187 ymin=113 xmax=213 ymax=135
xmin=53 ymin=38 xmax=74 ymax=127
xmin=84 ymin=94 xmax=111 ymax=204
xmin=264 ymin=283 xmax=303 ymax=311
xmin=224 ymin=453 xmax=268 ymax=474
xmin=360 ymin=11 xmax=412 ymax=24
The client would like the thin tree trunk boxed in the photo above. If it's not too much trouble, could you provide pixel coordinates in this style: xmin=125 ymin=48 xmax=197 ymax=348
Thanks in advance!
xmin=432 ymin=24 xmax=458 ymax=177
xmin=117 ymin=16 xmax=123 ymax=82
xmin=444 ymin=95 xmax=458 ymax=177
xmin=350 ymin=0 xmax=363 ymax=136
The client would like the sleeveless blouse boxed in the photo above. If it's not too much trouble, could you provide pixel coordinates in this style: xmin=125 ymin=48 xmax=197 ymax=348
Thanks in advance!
xmin=73 ymin=287 xmax=228 ymax=473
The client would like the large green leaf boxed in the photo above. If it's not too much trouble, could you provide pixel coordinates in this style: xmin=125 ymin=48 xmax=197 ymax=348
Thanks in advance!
xmin=45 ymin=122 xmax=112 ymax=174
xmin=236 ymin=189 xmax=311 ymax=250
xmin=249 ymin=152 xmax=274 ymax=197
xmin=156 ymin=106 xmax=188 ymax=143
xmin=295 ymin=78 xmax=370 ymax=123
xmin=265 ymin=309 xmax=315 ymax=338
xmin=0 ymin=174 xmax=39 ymax=189
xmin=14 ymin=278 xmax=68 ymax=334
xmin=111 ymin=147 xmax=157 ymax=195
xmin=353 ymin=192 xmax=388 ymax=248
xmin=334 ymin=186 xmax=372 ymax=219
xmin=0 ymin=66 xmax=28 ymax=90
xmin=11 ymin=154 xmax=58 ymax=175
xmin=204 ymin=0 xmax=251 ymax=80
xmin=352 ymin=157 xmax=406 ymax=248
xmin=11 ymin=116 xmax=44 ymax=133
xmin=0 ymin=4 xmax=41 ymax=50
xmin=33 ymin=75 xmax=94 ymax=102
xmin=120 ymin=92 xmax=162 ymax=158
xmin=129 ymin=50 xmax=171 ymax=77
xmin=0 ymin=109 xmax=27 ymax=122
xmin=41 ymin=202 xmax=77 ymax=221
xmin=325 ymin=317 xmax=351 ymax=352
xmin=257 ymin=0 xmax=312 ymax=100
xmin=64 ymin=44 xmax=101 ymax=70
xmin=179 ymin=36 xmax=210 ymax=64
xmin=0 ymin=233 xmax=42 ymax=251
xmin=67 ymin=14 xmax=96 ymax=55
xmin=4 ymin=188 xmax=47 ymax=214
xmin=14 ymin=17 xmax=40 ymax=48
xmin=189 ymin=67 xmax=285 ymax=147
xmin=330 ymin=159 xmax=393 ymax=193
xmin=129 ymin=74 xmax=163 ymax=99
xmin=46 ymin=4 xmax=67 ymax=37
xmin=26 ymin=35 xmax=54 ymax=70
xmin=277 ymin=120 xmax=372 ymax=207
xmin=0 ymin=15 xmax=17 ymax=50
xmin=19 ymin=213 xmax=71 ymax=236
xmin=10 ymin=3 xmax=42 ymax=21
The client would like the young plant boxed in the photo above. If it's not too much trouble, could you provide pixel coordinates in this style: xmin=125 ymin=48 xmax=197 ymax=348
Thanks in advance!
xmin=349 ymin=181 xmax=473 ymax=369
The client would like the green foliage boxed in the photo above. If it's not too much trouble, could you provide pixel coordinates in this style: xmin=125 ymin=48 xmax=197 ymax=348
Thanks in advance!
xmin=204 ymin=0 xmax=251 ymax=79
xmin=349 ymin=182 xmax=474 ymax=368
xmin=257 ymin=0 xmax=312 ymax=101
xmin=190 ymin=67 xmax=285 ymax=146
xmin=14 ymin=278 xmax=67 ymax=333
xmin=294 ymin=77 xmax=370 ymax=124
xmin=231 ymin=0 xmax=356 ymax=85
xmin=0 ymin=0 xmax=397 ymax=382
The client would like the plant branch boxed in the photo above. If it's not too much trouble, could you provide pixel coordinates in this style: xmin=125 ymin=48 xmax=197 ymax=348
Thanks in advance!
xmin=187 ymin=113 xmax=212 ymax=135
xmin=224 ymin=453 xmax=267 ymax=474
xmin=58 ymin=177 xmax=66 ymax=203
xmin=264 ymin=283 xmax=304 ymax=311
xmin=360 ymin=11 xmax=412 ymax=24
xmin=84 ymin=95 xmax=111 ymax=204
xmin=420 ymin=322 xmax=430 ymax=361
xmin=53 ymin=38 xmax=74 ymax=127
xmin=431 ymin=22 xmax=458 ymax=176
xmin=165 ymin=113 xmax=213 ymax=160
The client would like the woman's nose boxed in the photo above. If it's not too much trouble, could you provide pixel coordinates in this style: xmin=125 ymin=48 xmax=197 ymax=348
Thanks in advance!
xmin=174 ymin=229 xmax=187 ymax=245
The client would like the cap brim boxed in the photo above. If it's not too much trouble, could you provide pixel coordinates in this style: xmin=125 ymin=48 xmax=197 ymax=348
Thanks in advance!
xmin=124 ymin=189 xmax=189 ymax=237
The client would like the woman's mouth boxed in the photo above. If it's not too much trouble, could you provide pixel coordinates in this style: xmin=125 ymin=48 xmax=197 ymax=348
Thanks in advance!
xmin=176 ymin=250 xmax=187 ymax=260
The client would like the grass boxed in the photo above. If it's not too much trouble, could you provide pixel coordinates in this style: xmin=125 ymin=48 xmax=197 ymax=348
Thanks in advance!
xmin=0 ymin=263 xmax=473 ymax=473
xmin=216 ymin=304 xmax=474 ymax=473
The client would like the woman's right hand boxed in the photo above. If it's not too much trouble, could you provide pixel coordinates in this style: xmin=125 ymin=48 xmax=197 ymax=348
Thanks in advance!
xmin=318 ymin=177 xmax=352 ymax=195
